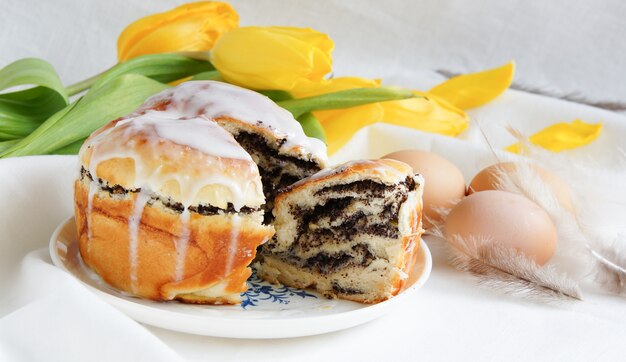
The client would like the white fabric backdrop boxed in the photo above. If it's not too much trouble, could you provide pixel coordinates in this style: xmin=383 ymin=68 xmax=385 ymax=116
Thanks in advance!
xmin=2 ymin=0 xmax=626 ymax=105
xmin=1 ymin=1 xmax=626 ymax=361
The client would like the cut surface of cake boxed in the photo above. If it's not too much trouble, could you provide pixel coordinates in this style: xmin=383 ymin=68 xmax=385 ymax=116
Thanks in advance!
xmin=256 ymin=159 xmax=425 ymax=303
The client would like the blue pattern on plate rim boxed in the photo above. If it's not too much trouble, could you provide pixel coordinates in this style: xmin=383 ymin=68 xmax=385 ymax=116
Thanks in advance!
xmin=240 ymin=269 xmax=317 ymax=309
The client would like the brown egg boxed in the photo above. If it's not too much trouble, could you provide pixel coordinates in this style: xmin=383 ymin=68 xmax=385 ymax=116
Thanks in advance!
xmin=383 ymin=150 xmax=466 ymax=228
xmin=445 ymin=190 xmax=557 ymax=265
xmin=468 ymin=162 xmax=573 ymax=212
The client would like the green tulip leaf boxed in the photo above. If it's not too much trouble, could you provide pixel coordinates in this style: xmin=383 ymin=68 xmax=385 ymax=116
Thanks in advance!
xmin=0 ymin=139 xmax=20 ymax=153
xmin=1 ymin=74 xmax=169 ymax=157
xmin=0 ymin=58 xmax=69 ymax=140
xmin=67 ymin=53 xmax=215 ymax=96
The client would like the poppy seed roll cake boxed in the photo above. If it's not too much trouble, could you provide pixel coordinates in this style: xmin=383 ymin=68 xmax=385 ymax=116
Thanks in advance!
xmin=134 ymin=80 xmax=328 ymax=221
xmin=256 ymin=159 xmax=425 ymax=303
xmin=75 ymin=111 xmax=274 ymax=305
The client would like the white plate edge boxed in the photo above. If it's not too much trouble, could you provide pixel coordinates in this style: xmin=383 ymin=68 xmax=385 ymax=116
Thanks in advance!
xmin=49 ymin=216 xmax=432 ymax=338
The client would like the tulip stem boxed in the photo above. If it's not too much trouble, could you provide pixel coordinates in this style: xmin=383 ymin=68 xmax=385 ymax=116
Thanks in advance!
xmin=191 ymin=70 xmax=221 ymax=81
xmin=65 ymin=71 xmax=107 ymax=96
xmin=278 ymin=87 xmax=416 ymax=119
xmin=297 ymin=112 xmax=326 ymax=142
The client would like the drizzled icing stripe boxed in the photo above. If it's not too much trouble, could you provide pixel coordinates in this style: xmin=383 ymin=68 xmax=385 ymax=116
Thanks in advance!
xmin=85 ymin=181 xmax=99 ymax=252
xmin=128 ymin=188 xmax=151 ymax=292
xmin=224 ymin=214 xmax=241 ymax=277
xmin=174 ymin=209 xmax=191 ymax=282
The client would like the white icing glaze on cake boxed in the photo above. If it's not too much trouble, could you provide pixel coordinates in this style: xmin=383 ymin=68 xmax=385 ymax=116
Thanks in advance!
xmin=136 ymin=80 xmax=327 ymax=162
xmin=118 ymin=113 xmax=252 ymax=161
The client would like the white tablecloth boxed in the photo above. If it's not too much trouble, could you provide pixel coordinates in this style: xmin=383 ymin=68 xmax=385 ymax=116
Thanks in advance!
xmin=1 ymin=1 xmax=626 ymax=361
xmin=1 ymin=88 xmax=626 ymax=361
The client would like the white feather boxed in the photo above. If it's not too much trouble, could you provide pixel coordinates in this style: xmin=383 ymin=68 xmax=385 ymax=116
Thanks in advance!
xmin=499 ymin=126 xmax=626 ymax=295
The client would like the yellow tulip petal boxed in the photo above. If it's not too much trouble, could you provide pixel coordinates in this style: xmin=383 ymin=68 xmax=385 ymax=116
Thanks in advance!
xmin=381 ymin=92 xmax=469 ymax=136
xmin=429 ymin=61 xmax=515 ymax=110
xmin=211 ymin=26 xmax=333 ymax=90
xmin=506 ymin=119 xmax=603 ymax=153
xmin=265 ymin=27 xmax=334 ymax=81
xmin=266 ymin=27 xmax=334 ymax=56
xmin=118 ymin=1 xmax=238 ymax=62
xmin=316 ymin=103 xmax=384 ymax=154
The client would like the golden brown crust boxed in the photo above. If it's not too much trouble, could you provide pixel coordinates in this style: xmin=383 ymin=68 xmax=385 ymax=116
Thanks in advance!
xmin=75 ymin=179 xmax=274 ymax=304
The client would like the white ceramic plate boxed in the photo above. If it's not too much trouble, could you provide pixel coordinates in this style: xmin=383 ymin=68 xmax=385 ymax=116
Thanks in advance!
xmin=50 ymin=217 xmax=431 ymax=339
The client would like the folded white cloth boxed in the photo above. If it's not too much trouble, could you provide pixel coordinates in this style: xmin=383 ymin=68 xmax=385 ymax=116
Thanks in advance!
xmin=0 ymin=250 xmax=182 ymax=362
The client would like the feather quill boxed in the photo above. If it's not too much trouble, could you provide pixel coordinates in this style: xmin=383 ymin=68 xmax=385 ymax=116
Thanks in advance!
xmin=429 ymin=225 xmax=582 ymax=302
xmin=591 ymin=237 xmax=626 ymax=294
xmin=448 ymin=235 xmax=582 ymax=301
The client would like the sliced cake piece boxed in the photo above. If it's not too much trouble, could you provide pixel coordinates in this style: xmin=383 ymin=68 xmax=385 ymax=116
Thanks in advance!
xmin=256 ymin=159 xmax=425 ymax=303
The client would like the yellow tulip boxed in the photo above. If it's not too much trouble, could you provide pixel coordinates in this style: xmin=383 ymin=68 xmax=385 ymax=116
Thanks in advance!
xmin=211 ymin=26 xmax=333 ymax=90
xmin=118 ymin=1 xmax=238 ymax=62
xmin=295 ymin=77 xmax=469 ymax=154
xmin=506 ymin=120 xmax=602 ymax=153
xmin=429 ymin=61 xmax=515 ymax=110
